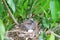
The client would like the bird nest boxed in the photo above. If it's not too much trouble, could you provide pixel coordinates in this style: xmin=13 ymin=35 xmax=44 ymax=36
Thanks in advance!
xmin=5 ymin=19 xmax=39 ymax=40
xmin=5 ymin=29 xmax=39 ymax=40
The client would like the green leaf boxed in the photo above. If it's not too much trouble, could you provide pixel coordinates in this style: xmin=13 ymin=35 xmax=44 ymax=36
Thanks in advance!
xmin=0 ymin=19 xmax=5 ymax=40
xmin=32 ymin=0 xmax=50 ymax=15
xmin=20 ymin=7 xmax=26 ymax=19
xmin=5 ymin=23 xmax=13 ymax=31
xmin=34 ymin=1 xmax=40 ymax=8
xmin=38 ymin=31 xmax=47 ymax=40
xmin=0 ymin=1 xmax=3 ymax=15
xmin=7 ymin=0 xmax=15 ymax=13
xmin=50 ymin=0 xmax=59 ymax=22
xmin=34 ymin=7 xmax=42 ymax=15
xmin=47 ymin=33 xmax=55 ymax=40
xmin=40 ymin=0 xmax=50 ymax=10
xmin=42 ymin=17 xmax=49 ymax=28
xmin=23 ymin=0 xmax=28 ymax=9
xmin=29 ymin=0 xmax=33 ymax=5
xmin=50 ymin=0 xmax=59 ymax=28
xmin=30 ymin=0 xmax=37 ymax=14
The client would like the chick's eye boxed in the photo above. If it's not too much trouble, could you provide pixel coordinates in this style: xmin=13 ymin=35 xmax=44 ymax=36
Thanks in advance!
xmin=30 ymin=20 xmax=34 ymax=23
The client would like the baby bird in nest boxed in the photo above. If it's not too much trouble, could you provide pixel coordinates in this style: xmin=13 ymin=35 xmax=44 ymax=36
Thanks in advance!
xmin=19 ymin=18 xmax=37 ymax=32
xmin=5 ymin=19 xmax=38 ymax=40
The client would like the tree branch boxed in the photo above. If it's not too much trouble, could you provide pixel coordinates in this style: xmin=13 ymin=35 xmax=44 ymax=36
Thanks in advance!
xmin=2 ymin=0 xmax=19 ymax=25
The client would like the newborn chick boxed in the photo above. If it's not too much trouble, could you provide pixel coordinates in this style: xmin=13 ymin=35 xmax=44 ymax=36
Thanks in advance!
xmin=23 ymin=18 xmax=36 ymax=30
xmin=19 ymin=18 xmax=36 ymax=31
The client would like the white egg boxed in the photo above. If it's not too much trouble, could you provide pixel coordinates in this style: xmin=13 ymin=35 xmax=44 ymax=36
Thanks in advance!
xmin=28 ymin=29 xmax=33 ymax=33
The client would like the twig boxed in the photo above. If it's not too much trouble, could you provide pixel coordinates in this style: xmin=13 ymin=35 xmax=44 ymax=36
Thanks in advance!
xmin=52 ymin=23 xmax=60 ymax=32
xmin=2 ymin=0 xmax=19 ymax=25
xmin=50 ymin=31 xmax=60 ymax=39
xmin=46 ymin=30 xmax=60 ymax=39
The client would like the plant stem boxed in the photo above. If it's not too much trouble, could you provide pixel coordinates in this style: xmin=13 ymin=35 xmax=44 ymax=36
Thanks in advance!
xmin=2 ymin=0 xmax=19 ymax=25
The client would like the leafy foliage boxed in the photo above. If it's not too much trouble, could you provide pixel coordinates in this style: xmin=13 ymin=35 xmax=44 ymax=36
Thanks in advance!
xmin=0 ymin=0 xmax=60 ymax=40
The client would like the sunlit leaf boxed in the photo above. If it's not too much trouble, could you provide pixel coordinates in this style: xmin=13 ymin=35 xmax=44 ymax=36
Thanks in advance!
xmin=23 ymin=0 xmax=28 ymax=9
xmin=47 ymin=33 xmax=55 ymax=40
xmin=0 ymin=19 xmax=5 ymax=40
xmin=7 ymin=0 xmax=15 ymax=13
xmin=50 ymin=0 xmax=59 ymax=22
